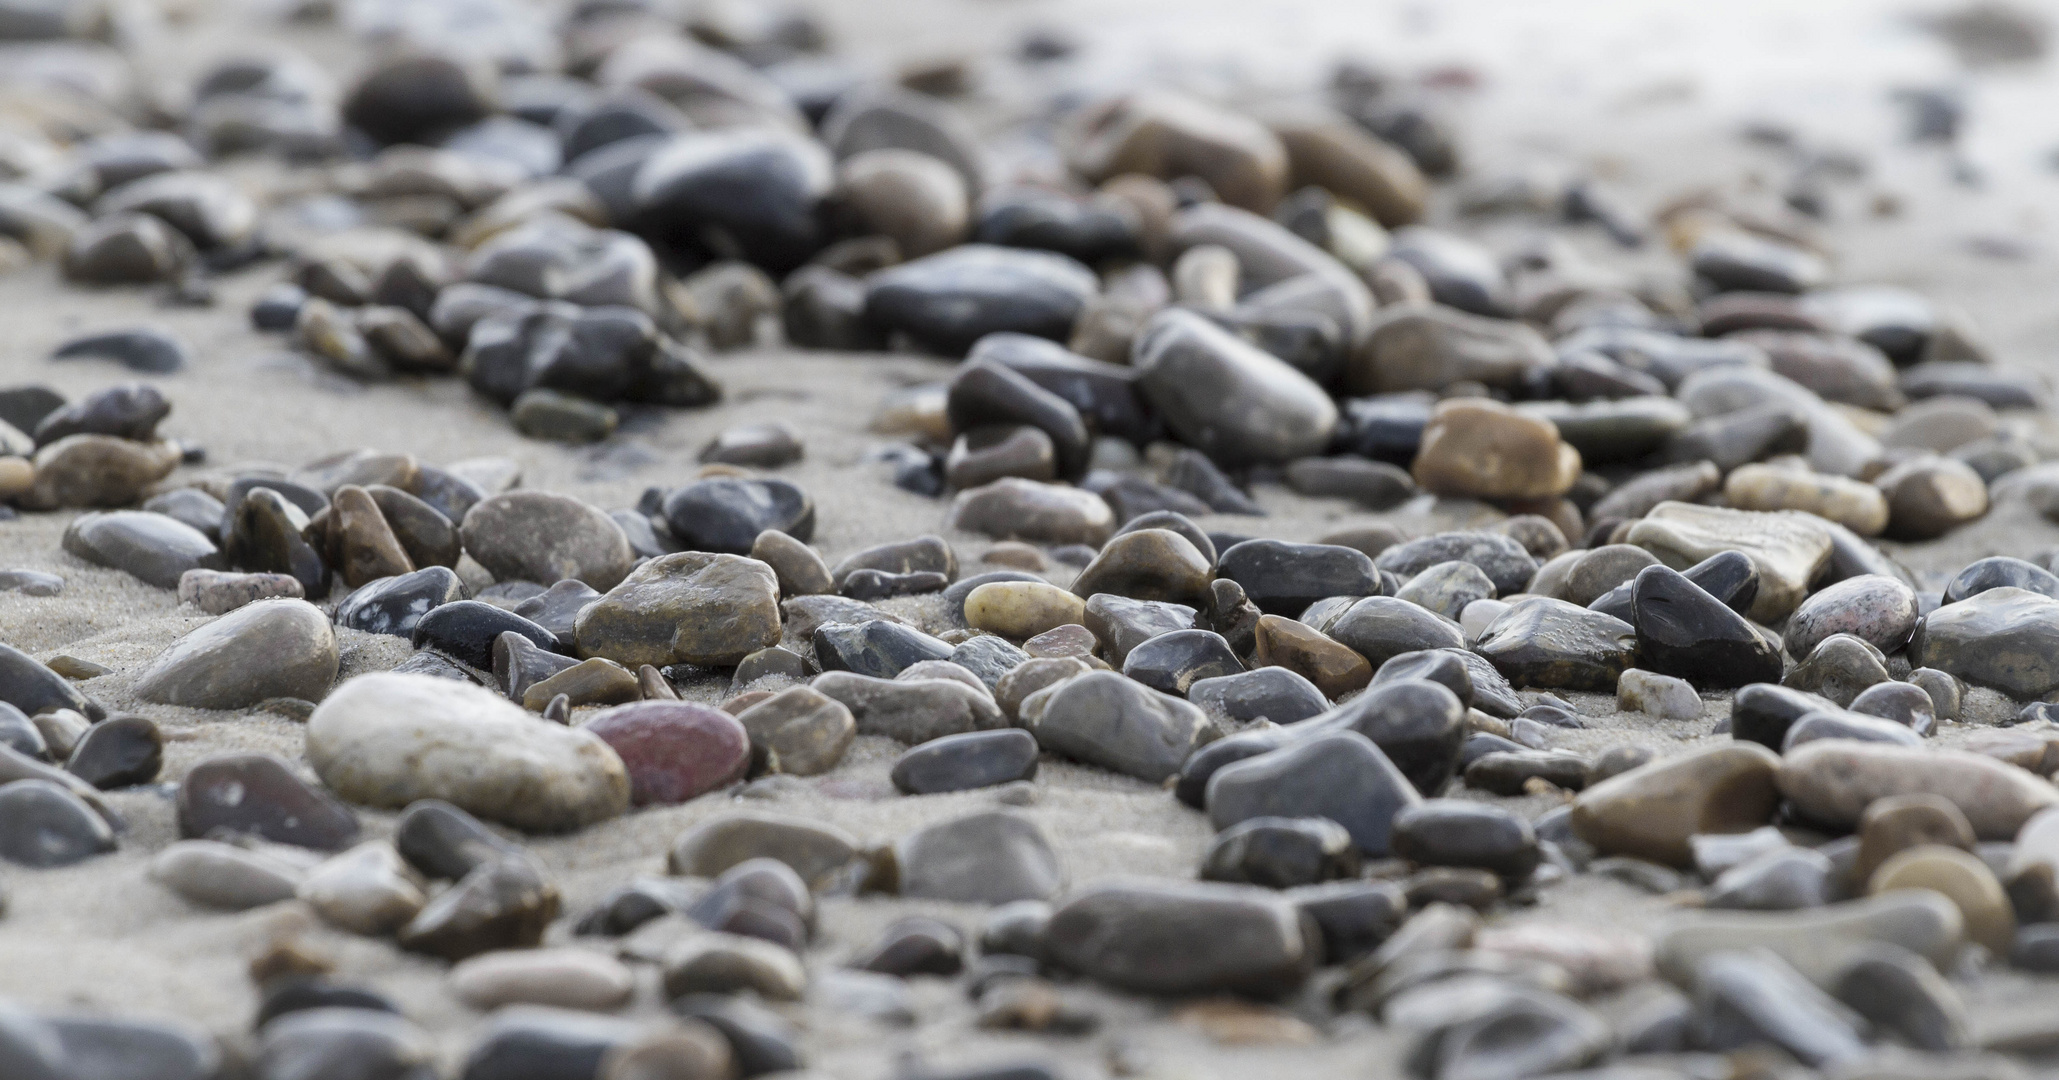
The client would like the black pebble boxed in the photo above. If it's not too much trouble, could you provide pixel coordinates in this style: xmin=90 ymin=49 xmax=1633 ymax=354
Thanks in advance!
xmin=412 ymin=601 xmax=558 ymax=670
xmin=66 ymin=714 xmax=164 ymax=789
xmin=890 ymin=729 xmax=1040 ymax=795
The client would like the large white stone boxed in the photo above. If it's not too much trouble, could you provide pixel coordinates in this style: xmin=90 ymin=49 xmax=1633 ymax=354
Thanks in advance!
xmin=306 ymin=672 xmax=630 ymax=831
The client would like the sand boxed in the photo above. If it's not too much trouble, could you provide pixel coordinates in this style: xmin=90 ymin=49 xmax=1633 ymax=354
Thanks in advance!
xmin=6 ymin=0 xmax=2059 ymax=1076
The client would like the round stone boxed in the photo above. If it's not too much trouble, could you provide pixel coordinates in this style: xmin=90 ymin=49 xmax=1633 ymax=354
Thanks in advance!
xmin=661 ymin=477 xmax=815 ymax=555
xmin=1785 ymin=575 xmax=1920 ymax=660
xmin=1569 ymin=743 xmax=1782 ymax=867
xmin=461 ymin=491 xmax=634 ymax=590
xmin=1869 ymin=844 xmax=2014 ymax=954
xmin=1910 ymin=587 xmax=2059 ymax=700
xmin=896 ymin=810 xmax=1064 ymax=903
xmin=1395 ymin=560 xmax=1496 ymax=620
xmin=134 ymin=598 xmax=338 ymax=709
xmin=1411 ymin=398 xmax=1580 ymax=499
xmin=583 ymin=702 xmax=751 ymax=806
xmin=307 ymin=672 xmax=631 ymax=831
xmin=63 ymin=510 xmax=222 ymax=590
xmin=733 ymin=686 xmax=856 ymax=776
xmin=947 ymin=478 xmax=1114 ymax=545
xmin=863 ymin=244 xmax=1097 ymax=356
xmin=1391 ymin=799 xmax=1538 ymax=878
xmin=1069 ymin=528 xmax=1212 ymax=605
xmin=574 ymin=552 xmax=782 ymax=668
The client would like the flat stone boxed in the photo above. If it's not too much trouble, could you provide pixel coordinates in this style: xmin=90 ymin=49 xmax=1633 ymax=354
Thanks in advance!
xmin=891 ymin=729 xmax=1040 ymax=794
xmin=1374 ymin=532 xmax=1538 ymax=596
xmin=1625 ymin=501 xmax=1833 ymax=622
xmin=142 ymin=488 xmax=227 ymax=538
xmin=1020 ymin=669 xmax=1211 ymax=782
xmin=1909 ymin=587 xmax=2059 ymax=700
xmin=461 ymin=491 xmax=634 ymax=591
xmin=667 ymin=810 xmax=858 ymax=887
xmin=1786 ymin=574 xmax=1920 ymax=660
xmin=813 ymin=620 xmax=954 ymax=678
xmin=512 ymin=580 xmax=602 ymax=651
xmin=863 ymin=244 xmax=1097 ymax=355
xmin=452 ymin=948 xmax=636 ymax=1012
xmin=257 ymin=1008 xmax=435 ymax=1080
xmin=1654 ymin=890 xmax=1964 ymax=987
xmin=896 ymin=810 xmax=1063 ymax=903
xmin=1724 ymin=462 xmax=1889 ymax=536
xmin=62 ymin=511 xmax=222 ymax=589
xmin=1189 ymin=666 xmax=1329 ymax=726
xmin=177 ymin=751 xmax=358 ymax=849
xmin=947 ymin=477 xmax=1114 ymax=545
xmin=1327 ymin=596 xmax=1468 ymax=671
xmin=1283 ymin=456 xmax=1415 ymax=507
xmin=1044 ymin=877 xmax=1317 ymax=996
xmin=946 ymin=634 xmax=1029 ymax=690
xmin=135 ymin=598 xmax=338 ymax=709
xmin=811 ymin=671 xmax=1006 ymax=743
xmin=1570 ymin=743 xmax=1781 ymax=866
xmin=178 ymin=568 xmax=304 ymax=615
xmin=1779 ymin=741 xmax=2059 ymax=839
xmin=0 ymin=569 xmax=62 ymax=597
xmin=307 ymin=673 xmax=631 ymax=831
xmin=575 ymin=552 xmax=782 ymax=668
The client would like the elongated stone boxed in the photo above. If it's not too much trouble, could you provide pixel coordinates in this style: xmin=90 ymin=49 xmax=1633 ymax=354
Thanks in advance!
xmin=1570 ymin=743 xmax=1782 ymax=867
xmin=1044 ymin=878 xmax=1317 ymax=997
xmin=1778 ymin=741 xmax=2059 ymax=839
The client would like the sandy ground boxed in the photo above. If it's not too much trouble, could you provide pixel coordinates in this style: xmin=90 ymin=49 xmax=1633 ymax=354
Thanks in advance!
xmin=7 ymin=0 xmax=2059 ymax=1077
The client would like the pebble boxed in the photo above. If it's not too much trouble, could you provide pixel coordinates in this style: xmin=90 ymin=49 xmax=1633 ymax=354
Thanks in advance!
xmin=461 ymin=491 xmax=635 ymax=591
xmin=135 ymin=598 xmax=338 ymax=709
xmin=948 ymin=478 xmax=1114 ymax=545
xmin=177 ymin=568 xmax=304 ymax=615
xmin=815 ymin=620 xmax=955 ymax=678
xmin=1910 ymin=587 xmax=2059 ymax=699
xmin=574 ymin=552 xmax=781 ymax=668
xmin=948 ymin=362 xmax=1090 ymax=481
xmin=50 ymin=327 xmax=193 ymax=375
xmin=1132 ymin=309 xmax=1338 ymax=465
xmin=584 ymin=702 xmax=750 ymax=805
xmin=398 ymin=855 xmax=562 ymax=961
xmin=1375 ymin=532 xmax=1538 ymax=597
xmin=895 ymin=810 xmax=1064 ymax=903
xmin=0 ymin=780 xmax=117 ymax=867
xmin=1624 ymin=501 xmax=1832 ymax=621
xmin=1202 ymin=816 xmax=1360 ymax=888
xmin=222 ymin=488 xmax=326 ymax=595
xmin=0 ymin=644 xmax=99 ymax=721
xmin=1869 ymin=844 xmax=2014 ymax=953
xmin=812 ymin=671 xmax=1006 ymax=743
xmin=963 ymin=581 xmax=1085 ymax=639
xmin=1570 ymin=743 xmax=1781 ymax=866
xmin=258 ymin=1008 xmax=437 ymax=1080
xmin=663 ymin=931 xmax=808 ymax=1000
xmin=1020 ymin=669 xmax=1211 ymax=781
xmin=1349 ymin=303 xmax=1552 ymax=394
xmin=1694 ymin=948 xmax=1866 ymax=1068
xmin=1411 ymin=397 xmax=1582 ymax=499
xmin=670 ymin=994 xmax=805 ymax=1076
xmin=1069 ymin=528 xmax=1213 ymax=606
xmin=452 ymin=948 xmax=636 ymax=1012
xmin=1630 ymin=564 xmax=1782 ymax=689
xmin=1831 ymin=941 xmax=1972 ymax=1052
xmin=1044 ymin=878 xmax=1316 ymax=996
xmin=0 ymin=569 xmax=63 ymax=597
xmin=747 ymin=530 xmax=834 ymax=599
xmin=732 ymin=687 xmax=855 ymax=776
xmin=27 ymin=437 xmax=180 ymax=511
xmin=1189 ymin=666 xmax=1329 ymax=726
xmin=61 ymin=511 xmax=222 ymax=590
xmin=1472 ymin=598 xmax=1635 ymax=691
xmin=891 ymin=729 xmax=1040 ymax=794
xmin=307 ymin=673 xmax=631 ymax=831
xmin=1215 ymin=539 xmax=1381 ymax=618
xmin=1208 ymin=730 xmax=1420 ymax=856
xmin=667 ymin=811 xmax=858 ymax=887
xmin=1251 ymin=615 xmax=1372 ymax=698
xmin=1122 ymin=629 xmax=1242 ymax=696
xmin=1784 ymin=573 xmax=1920 ymax=660
xmin=1784 ymin=633 xmax=1891 ymax=706
xmin=414 ymin=601 xmax=558 ymax=671
xmin=863 ymin=244 xmax=1097 ymax=355
xmin=1875 ymin=455 xmax=1989 ymax=540
xmin=1780 ymin=741 xmax=2059 ymax=839
xmin=285 ymin=837 xmax=424 ymax=932
xmin=1849 ymin=681 xmax=1938 ymax=735
xmin=1705 ymin=846 xmax=1833 ymax=910
xmin=1616 ymin=668 xmax=1702 ymax=720
xmin=1391 ymin=800 xmax=1538 ymax=879
xmin=66 ymin=714 xmax=162 ymax=789
xmin=176 ymin=751 xmax=359 ymax=850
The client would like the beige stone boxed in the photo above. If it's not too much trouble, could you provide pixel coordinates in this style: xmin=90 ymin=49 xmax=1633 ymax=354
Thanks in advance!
xmin=1411 ymin=398 xmax=1580 ymax=500
xmin=1723 ymin=462 xmax=1890 ymax=536
xmin=965 ymin=581 xmax=1089 ymax=639
xmin=1624 ymin=501 xmax=1834 ymax=621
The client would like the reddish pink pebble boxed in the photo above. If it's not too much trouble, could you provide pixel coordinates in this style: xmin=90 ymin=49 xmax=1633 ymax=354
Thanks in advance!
xmin=584 ymin=702 xmax=750 ymax=806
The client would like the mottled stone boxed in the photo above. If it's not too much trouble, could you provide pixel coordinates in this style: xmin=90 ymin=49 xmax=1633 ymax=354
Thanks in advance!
xmin=947 ymin=477 xmax=1114 ymax=545
xmin=461 ymin=491 xmax=635 ymax=591
xmin=812 ymin=671 xmax=1006 ymax=743
xmin=177 ymin=752 xmax=359 ymax=850
xmin=733 ymin=686 xmax=854 ymax=776
xmin=575 ymin=552 xmax=782 ymax=668
xmin=1786 ymin=574 xmax=1920 ymax=660
xmin=1909 ymin=587 xmax=2059 ymax=699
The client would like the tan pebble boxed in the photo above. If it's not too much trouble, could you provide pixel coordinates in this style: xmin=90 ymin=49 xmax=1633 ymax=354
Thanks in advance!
xmin=1868 ymin=843 xmax=2014 ymax=954
xmin=964 ymin=581 xmax=1088 ymax=639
